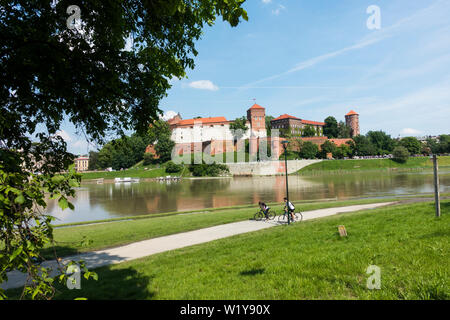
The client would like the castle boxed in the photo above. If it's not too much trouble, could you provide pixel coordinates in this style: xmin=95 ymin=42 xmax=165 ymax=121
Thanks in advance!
xmin=158 ymin=104 xmax=359 ymax=159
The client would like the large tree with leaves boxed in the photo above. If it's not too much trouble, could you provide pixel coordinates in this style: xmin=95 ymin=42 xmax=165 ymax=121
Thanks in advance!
xmin=323 ymin=116 xmax=339 ymax=138
xmin=0 ymin=0 xmax=248 ymax=299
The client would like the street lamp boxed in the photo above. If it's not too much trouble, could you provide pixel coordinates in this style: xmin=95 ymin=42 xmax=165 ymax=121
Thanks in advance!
xmin=281 ymin=140 xmax=290 ymax=225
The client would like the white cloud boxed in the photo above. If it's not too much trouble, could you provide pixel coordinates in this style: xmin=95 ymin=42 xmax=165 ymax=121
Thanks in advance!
xmin=272 ymin=5 xmax=286 ymax=16
xmin=55 ymin=130 xmax=72 ymax=142
xmin=160 ymin=110 xmax=179 ymax=121
xmin=262 ymin=0 xmax=272 ymax=4
xmin=188 ymin=80 xmax=219 ymax=91
xmin=400 ymin=128 xmax=423 ymax=136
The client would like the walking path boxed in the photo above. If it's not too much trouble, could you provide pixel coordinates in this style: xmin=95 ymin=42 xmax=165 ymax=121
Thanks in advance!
xmin=1 ymin=202 xmax=395 ymax=290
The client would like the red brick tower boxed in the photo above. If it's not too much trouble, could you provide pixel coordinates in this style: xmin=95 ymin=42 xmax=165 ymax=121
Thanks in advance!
xmin=345 ymin=110 xmax=360 ymax=137
xmin=247 ymin=104 xmax=266 ymax=135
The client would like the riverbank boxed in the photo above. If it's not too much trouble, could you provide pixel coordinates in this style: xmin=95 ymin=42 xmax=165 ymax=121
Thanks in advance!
xmin=9 ymin=199 xmax=448 ymax=299
xmin=296 ymin=156 xmax=450 ymax=175
xmin=80 ymin=167 xmax=188 ymax=180
xmin=42 ymin=197 xmax=406 ymax=259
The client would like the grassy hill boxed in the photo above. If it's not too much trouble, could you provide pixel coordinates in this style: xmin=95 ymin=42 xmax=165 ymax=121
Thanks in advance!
xmin=297 ymin=156 xmax=450 ymax=175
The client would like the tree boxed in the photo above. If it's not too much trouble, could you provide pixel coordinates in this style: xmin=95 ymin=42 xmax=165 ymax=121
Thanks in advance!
xmin=299 ymin=141 xmax=319 ymax=159
xmin=143 ymin=152 xmax=155 ymax=166
xmin=265 ymin=115 xmax=274 ymax=137
xmin=323 ymin=117 xmax=339 ymax=138
xmin=302 ymin=125 xmax=316 ymax=137
xmin=400 ymin=137 xmax=422 ymax=155
xmin=367 ymin=131 xmax=395 ymax=155
xmin=334 ymin=144 xmax=352 ymax=159
xmin=147 ymin=120 xmax=175 ymax=163
xmin=88 ymin=151 xmax=100 ymax=170
xmin=1 ymin=0 xmax=248 ymax=299
xmin=393 ymin=146 xmax=410 ymax=163
xmin=96 ymin=133 xmax=149 ymax=170
xmin=353 ymin=135 xmax=377 ymax=156
xmin=438 ymin=135 xmax=450 ymax=153
xmin=319 ymin=140 xmax=337 ymax=159
xmin=229 ymin=117 xmax=249 ymax=140
xmin=337 ymin=121 xmax=352 ymax=138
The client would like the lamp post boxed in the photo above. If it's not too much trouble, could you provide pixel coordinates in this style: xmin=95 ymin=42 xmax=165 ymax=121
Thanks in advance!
xmin=282 ymin=140 xmax=290 ymax=225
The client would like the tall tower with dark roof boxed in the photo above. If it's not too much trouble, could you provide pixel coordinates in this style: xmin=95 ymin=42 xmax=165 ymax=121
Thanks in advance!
xmin=345 ymin=110 xmax=360 ymax=137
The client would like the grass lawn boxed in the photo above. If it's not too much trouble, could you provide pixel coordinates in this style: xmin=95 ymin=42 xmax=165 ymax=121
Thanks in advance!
xmin=80 ymin=166 xmax=189 ymax=180
xmin=297 ymin=156 xmax=450 ymax=175
xmin=46 ymin=200 xmax=449 ymax=300
xmin=43 ymin=198 xmax=397 ymax=259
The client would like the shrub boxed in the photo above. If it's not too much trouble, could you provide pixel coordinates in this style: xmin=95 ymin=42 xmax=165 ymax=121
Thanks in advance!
xmin=393 ymin=146 xmax=410 ymax=163
xmin=165 ymin=160 xmax=183 ymax=173
xmin=299 ymin=141 xmax=319 ymax=159
xmin=143 ymin=152 xmax=155 ymax=165
xmin=189 ymin=162 xmax=229 ymax=177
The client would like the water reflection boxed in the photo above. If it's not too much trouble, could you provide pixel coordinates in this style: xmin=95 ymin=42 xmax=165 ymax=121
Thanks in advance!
xmin=47 ymin=171 xmax=450 ymax=225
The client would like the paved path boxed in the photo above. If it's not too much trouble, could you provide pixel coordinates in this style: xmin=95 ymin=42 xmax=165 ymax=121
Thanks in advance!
xmin=1 ymin=202 xmax=395 ymax=290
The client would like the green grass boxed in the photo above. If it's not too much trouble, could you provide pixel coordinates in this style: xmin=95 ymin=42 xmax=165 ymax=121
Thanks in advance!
xmin=297 ymin=156 xmax=450 ymax=175
xmin=43 ymin=198 xmax=398 ymax=259
xmin=80 ymin=167 xmax=187 ymax=180
xmin=44 ymin=200 xmax=450 ymax=300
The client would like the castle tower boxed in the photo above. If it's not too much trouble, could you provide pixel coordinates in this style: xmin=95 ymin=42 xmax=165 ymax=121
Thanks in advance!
xmin=345 ymin=110 xmax=360 ymax=137
xmin=247 ymin=104 xmax=266 ymax=137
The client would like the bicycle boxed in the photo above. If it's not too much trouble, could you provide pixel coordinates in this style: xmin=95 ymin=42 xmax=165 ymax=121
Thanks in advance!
xmin=254 ymin=208 xmax=275 ymax=221
xmin=277 ymin=210 xmax=303 ymax=223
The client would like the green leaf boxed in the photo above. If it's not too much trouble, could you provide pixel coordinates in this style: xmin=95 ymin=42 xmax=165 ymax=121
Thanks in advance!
xmin=9 ymin=247 xmax=23 ymax=262
xmin=51 ymin=175 xmax=65 ymax=184
xmin=14 ymin=194 xmax=25 ymax=204
xmin=58 ymin=197 xmax=69 ymax=210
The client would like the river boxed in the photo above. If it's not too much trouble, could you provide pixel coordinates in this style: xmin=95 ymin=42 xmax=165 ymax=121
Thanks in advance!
xmin=46 ymin=170 xmax=450 ymax=225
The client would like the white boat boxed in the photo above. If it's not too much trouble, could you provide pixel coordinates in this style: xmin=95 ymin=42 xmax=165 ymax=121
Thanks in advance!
xmin=114 ymin=177 xmax=138 ymax=183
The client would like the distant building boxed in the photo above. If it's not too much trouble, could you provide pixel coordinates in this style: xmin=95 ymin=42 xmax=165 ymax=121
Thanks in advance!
xmin=345 ymin=110 xmax=360 ymax=137
xmin=74 ymin=156 xmax=89 ymax=172
xmin=270 ymin=114 xmax=325 ymax=136
xmin=154 ymin=104 xmax=360 ymax=159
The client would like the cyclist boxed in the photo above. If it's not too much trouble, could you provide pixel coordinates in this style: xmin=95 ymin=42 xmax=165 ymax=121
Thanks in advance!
xmin=258 ymin=201 xmax=270 ymax=220
xmin=283 ymin=197 xmax=296 ymax=221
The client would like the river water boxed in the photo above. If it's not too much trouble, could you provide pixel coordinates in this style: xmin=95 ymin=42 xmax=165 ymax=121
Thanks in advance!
xmin=46 ymin=170 xmax=450 ymax=225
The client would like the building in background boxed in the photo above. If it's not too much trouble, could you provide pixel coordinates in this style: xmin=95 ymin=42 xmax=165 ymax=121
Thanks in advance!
xmin=74 ymin=156 xmax=89 ymax=172
xmin=270 ymin=114 xmax=325 ymax=136
xmin=156 ymin=104 xmax=360 ymax=159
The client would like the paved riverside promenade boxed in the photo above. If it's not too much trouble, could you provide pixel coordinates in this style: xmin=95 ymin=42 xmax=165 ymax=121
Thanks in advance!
xmin=2 ymin=202 xmax=395 ymax=290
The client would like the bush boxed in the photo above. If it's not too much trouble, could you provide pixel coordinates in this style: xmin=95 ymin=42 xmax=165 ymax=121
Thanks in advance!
xmin=299 ymin=141 xmax=319 ymax=159
xmin=143 ymin=152 xmax=155 ymax=165
xmin=393 ymin=146 xmax=410 ymax=163
xmin=165 ymin=160 xmax=183 ymax=173
xmin=189 ymin=162 xmax=229 ymax=177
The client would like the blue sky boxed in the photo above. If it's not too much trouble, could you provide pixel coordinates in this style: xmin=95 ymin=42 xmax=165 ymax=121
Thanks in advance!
xmin=60 ymin=0 xmax=450 ymax=154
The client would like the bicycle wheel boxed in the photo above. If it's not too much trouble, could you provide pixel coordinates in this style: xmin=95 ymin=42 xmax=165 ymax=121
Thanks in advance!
xmin=294 ymin=212 xmax=303 ymax=222
xmin=267 ymin=211 xmax=276 ymax=220
xmin=254 ymin=211 xmax=264 ymax=221
xmin=277 ymin=213 xmax=288 ymax=223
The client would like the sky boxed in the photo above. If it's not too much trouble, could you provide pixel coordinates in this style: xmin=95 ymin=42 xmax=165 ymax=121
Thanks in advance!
xmin=58 ymin=0 xmax=450 ymax=155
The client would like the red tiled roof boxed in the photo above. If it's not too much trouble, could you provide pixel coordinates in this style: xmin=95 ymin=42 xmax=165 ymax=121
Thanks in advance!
xmin=272 ymin=114 xmax=301 ymax=121
xmin=177 ymin=117 xmax=228 ymax=126
xmin=248 ymin=104 xmax=265 ymax=110
xmin=301 ymin=119 xmax=325 ymax=126
xmin=346 ymin=110 xmax=358 ymax=116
